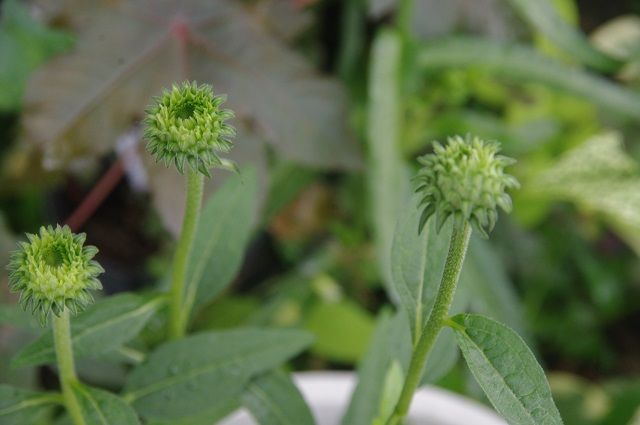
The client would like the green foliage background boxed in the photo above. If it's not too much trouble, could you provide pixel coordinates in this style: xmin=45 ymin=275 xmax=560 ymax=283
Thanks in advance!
xmin=1 ymin=0 xmax=640 ymax=423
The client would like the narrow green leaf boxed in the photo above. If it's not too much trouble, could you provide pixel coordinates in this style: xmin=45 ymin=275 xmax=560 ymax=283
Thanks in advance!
xmin=341 ymin=310 xmax=411 ymax=425
xmin=367 ymin=29 xmax=412 ymax=295
xmin=242 ymin=370 xmax=315 ymax=425
xmin=391 ymin=195 xmax=451 ymax=342
xmin=124 ymin=328 xmax=312 ymax=421
xmin=0 ymin=303 xmax=40 ymax=329
xmin=71 ymin=382 xmax=140 ymax=425
xmin=147 ymin=401 xmax=238 ymax=425
xmin=450 ymin=313 xmax=563 ymax=425
xmin=417 ymin=37 xmax=640 ymax=121
xmin=373 ymin=360 xmax=404 ymax=425
xmin=504 ymin=0 xmax=620 ymax=72
xmin=12 ymin=293 xmax=165 ymax=368
xmin=461 ymin=237 xmax=527 ymax=338
xmin=192 ymin=296 xmax=260 ymax=331
xmin=0 ymin=385 xmax=60 ymax=425
xmin=420 ymin=328 xmax=458 ymax=384
xmin=183 ymin=168 xmax=258 ymax=317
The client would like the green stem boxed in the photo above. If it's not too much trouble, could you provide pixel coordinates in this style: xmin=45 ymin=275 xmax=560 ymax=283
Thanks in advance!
xmin=168 ymin=169 xmax=204 ymax=339
xmin=52 ymin=310 xmax=85 ymax=425
xmin=387 ymin=222 xmax=472 ymax=425
xmin=396 ymin=0 xmax=414 ymax=41
xmin=337 ymin=0 xmax=365 ymax=81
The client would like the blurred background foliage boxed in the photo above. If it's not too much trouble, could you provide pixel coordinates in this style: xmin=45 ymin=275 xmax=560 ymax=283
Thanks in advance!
xmin=1 ymin=0 xmax=640 ymax=423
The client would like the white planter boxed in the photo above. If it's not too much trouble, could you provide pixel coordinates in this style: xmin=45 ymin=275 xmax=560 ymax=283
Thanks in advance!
xmin=221 ymin=372 xmax=506 ymax=425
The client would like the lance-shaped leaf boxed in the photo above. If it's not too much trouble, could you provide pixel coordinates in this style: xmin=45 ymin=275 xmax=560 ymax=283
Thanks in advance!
xmin=71 ymin=382 xmax=140 ymax=425
xmin=504 ymin=0 xmax=620 ymax=72
xmin=147 ymin=401 xmax=238 ymax=425
xmin=242 ymin=370 xmax=315 ymax=425
xmin=12 ymin=293 xmax=165 ymax=368
xmin=183 ymin=168 xmax=258 ymax=317
xmin=461 ymin=236 xmax=527 ymax=339
xmin=0 ymin=385 xmax=60 ymax=425
xmin=124 ymin=328 xmax=312 ymax=421
xmin=417 ymin=37 xmax=640 ymax=121
xmin=391 ymin=194 xmax=451 ymax=342
xmin=341 ymin=310 xmax=411 ymax=425
xmin=449 ymin=313 xmax=563 ymax=425
xmin=367 ymin=30 xmax=412 ymax=296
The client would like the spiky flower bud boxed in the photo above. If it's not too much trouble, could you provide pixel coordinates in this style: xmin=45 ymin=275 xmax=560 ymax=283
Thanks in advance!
xmin=7 ymin=225 xmax=104 ymax=325
xmin=414 ymin=135 xmax=519 ymax=238
xmin=144 ymin=81 xmax=236 ymax=177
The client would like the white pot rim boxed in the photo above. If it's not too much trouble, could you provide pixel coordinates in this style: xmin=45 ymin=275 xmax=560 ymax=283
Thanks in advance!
xmin=222 ymin=371 xmax=507 ymax=425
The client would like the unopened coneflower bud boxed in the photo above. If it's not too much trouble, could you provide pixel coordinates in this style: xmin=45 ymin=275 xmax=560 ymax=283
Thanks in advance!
xmin=7 ymin=225 xmax=103 ymax=325
xmin=414 ymin=134 xmax=519 ymax=238
xmin=144 ymin=81 xmax=236 ymax=177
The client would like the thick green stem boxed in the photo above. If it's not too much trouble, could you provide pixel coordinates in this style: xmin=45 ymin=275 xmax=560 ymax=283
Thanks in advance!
xmin=397 ymin=0 xmax=414 ymax=41
xmin=168 ymin=169 xmax=204 ymax=339
xmin=387 ymin=222 xmax=472 ymax=425
xmin=53 ymin=310 xmax=85 ymax=425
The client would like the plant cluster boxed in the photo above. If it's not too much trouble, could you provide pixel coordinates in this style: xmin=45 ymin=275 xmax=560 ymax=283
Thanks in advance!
xmin=1 ymin=80 xmax=562 ymax=424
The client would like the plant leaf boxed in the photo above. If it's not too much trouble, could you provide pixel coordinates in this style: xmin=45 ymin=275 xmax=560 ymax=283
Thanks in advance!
xmin=341 ymin=310 xmax=411 ymax=425
xmin=420 ymin=328 xmax=458 ymax=384
xmin=242 ymin=370 xmax=315 ymax=425
xmin=12 ymin=293 xmax=165 ymax=368
xmin=417 ymin=37 xmax=640 ymax=121
xmin=530 ymin=131 xmax=640 ymax=255
xmin=20 ymin=0 xmax=359 ymax=170
xmin=367 ymin=29 xmax=412 ymax=296
xmin=450 ymin=313 xmax=563 ymax=425
xmin=391 ymin=194 xmax=451 ymax=342
xmin=461 ymin=236 xmax=527 ymax=338
xmin=147 ymin=401 xmax=238 ymax=425
xmin=504 ymin=0 xmax=620 ymax=72
xmin=183 ymin=168 xmax=258 ymax=318
xmin=123 ymin=328 xmax=312 ymax=421
xmin=0 ymin=0 xmax=72 ymax=110
xmin=71 ymin=382 xmax=140 ymax=425
xmin=372 ymin=360 xmax=404 ymax=425
xmin=0 ymin=385 xmax=60 ymax=425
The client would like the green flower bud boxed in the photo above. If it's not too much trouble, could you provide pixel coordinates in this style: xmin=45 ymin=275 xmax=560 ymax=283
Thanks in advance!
xmin=7 ymin=225 xmax=104 ymax=325
xmin=144 ymin=81 xmax=236 ymax=177
xmin=414 ymin=135 xmax=519 ymax=238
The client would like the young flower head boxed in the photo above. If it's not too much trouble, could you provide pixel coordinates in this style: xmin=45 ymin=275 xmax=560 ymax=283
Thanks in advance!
xmin=144 ymin=81 xmax=236 ymax=177
xmin=7 ymin=225 xmax=103 ymax=325
xmin=414 ymin=135 xmax=519 ymax=238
